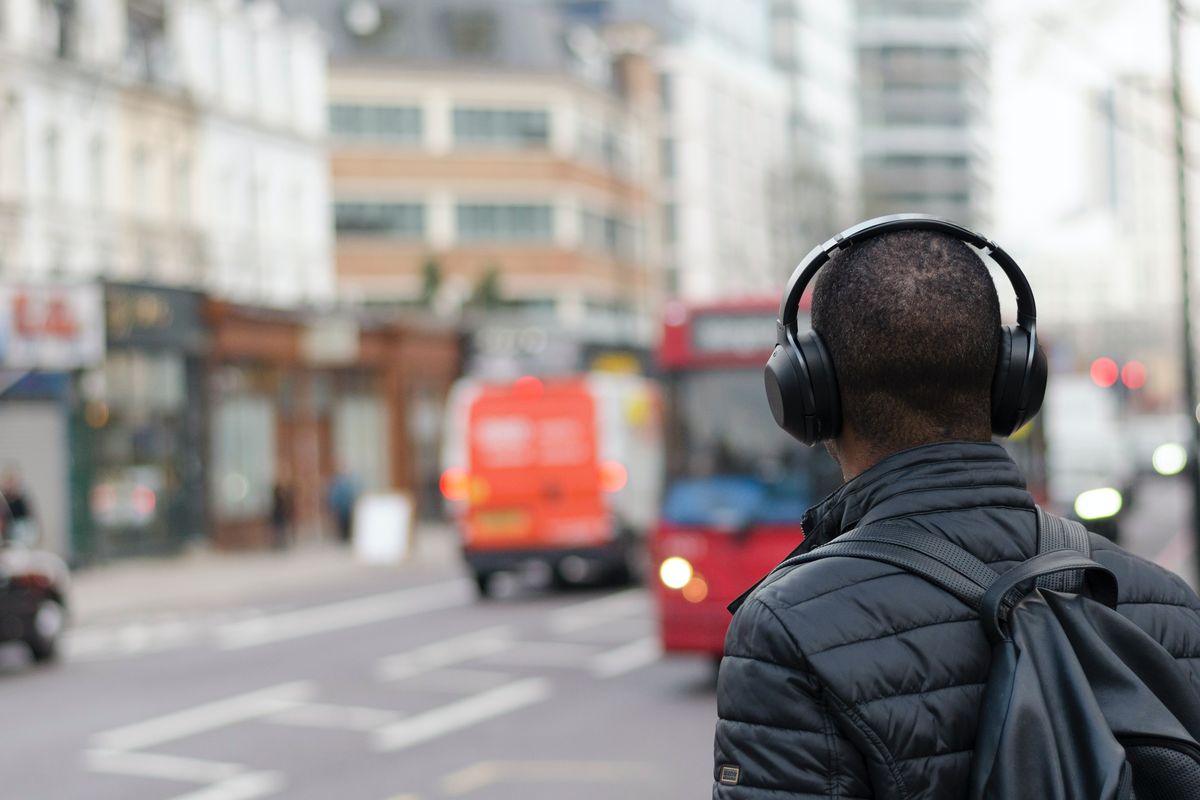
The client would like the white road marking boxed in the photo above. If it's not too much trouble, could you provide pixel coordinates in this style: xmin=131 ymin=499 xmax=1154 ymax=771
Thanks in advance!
xmin=167 ymin=771 xmax=284 ymax=800
xmin=591 ymin=636 xmax=663 ymax=678
xmin=217 ymin=580 xmax=473 ymax=650
xmin=548 ymin=589 xmax=646 ymax=633
xmin=374 ymin=678 xmax=551 ymax=752
xmin=84 ymin=749 xmax=245 ymax=784
xmin=84 ymin=750 xmax=285 ymax=800
xmin=91 ymin=681 xmax=315 ymax=752
xmin=440 ymin=760 xmax=661 ymax=796
xmin=480 ymin=641 xmax=597 ymax=667
xmin=375 ymin=625 xmax=515 ymax=682
xmin=267 ymin=703 xmax=398 ymax=732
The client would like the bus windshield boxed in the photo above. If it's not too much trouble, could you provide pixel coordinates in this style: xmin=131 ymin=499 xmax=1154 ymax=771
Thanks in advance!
xmin=662 ymin=368 xmax=842 ymax=529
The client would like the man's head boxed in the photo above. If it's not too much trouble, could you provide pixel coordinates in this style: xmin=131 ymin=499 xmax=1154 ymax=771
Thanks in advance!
xmin=811 ymin=229 xmax=1001 ymax=468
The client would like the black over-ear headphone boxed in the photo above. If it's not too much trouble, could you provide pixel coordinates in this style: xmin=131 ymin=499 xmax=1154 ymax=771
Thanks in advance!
xmin=764 ymin=213 xmax=1048 ymax=446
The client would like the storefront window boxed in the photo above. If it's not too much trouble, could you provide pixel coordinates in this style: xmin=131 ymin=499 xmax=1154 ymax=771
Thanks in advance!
xmin=213 ymin=394 xmax=275 ymax=519
xmin=333 ymin=394 xmax=388 ymax=493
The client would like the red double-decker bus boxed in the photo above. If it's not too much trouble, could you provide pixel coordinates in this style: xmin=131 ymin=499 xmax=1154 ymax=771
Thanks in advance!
xmin=651 ymin=299 xmax=842 ymax=658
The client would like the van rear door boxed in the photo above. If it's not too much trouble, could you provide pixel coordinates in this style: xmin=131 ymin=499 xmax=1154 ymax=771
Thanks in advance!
xmin=467 ymin=379 xmax=610 ymax=550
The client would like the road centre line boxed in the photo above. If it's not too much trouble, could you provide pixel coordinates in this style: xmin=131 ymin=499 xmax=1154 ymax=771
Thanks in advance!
xmin=374 ymin=678 xmax=551 ymax=752
xmin=591 ymin=636 xmax=663 ymax=678
xmin=548 ymin=589 xmax=647 ymax=633
xmin=375 ymin=625 xmax=515 ymax=682
xmin=217 ymin=580 xmax=473 ymax=650
xmin=91 ymin=681 xmax=315 ymax=752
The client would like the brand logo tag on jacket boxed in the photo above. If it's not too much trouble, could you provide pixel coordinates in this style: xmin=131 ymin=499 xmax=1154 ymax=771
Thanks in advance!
xmin=719 ymin=765 xmax=741 ymax=785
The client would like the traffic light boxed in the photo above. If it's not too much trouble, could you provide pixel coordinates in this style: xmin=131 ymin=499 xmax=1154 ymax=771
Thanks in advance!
xmin=1120 ymin=360 xmax=1146 ymax=390
xmin=1090 ymin=357 xmax=1119 ymax=388
xmin=1089 ymin=357 xmax=1146 ymax=391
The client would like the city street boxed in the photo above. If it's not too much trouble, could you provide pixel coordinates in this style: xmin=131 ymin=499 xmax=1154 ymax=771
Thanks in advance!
xmin=0 ymin=530 xmax=717 ymax=800
xmin=1 ymin=475 xmax=1194 ymax=800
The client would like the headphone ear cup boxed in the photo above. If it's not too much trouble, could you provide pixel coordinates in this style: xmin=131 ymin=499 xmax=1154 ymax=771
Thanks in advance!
xmin=765 ymin=343 xmax=813 ymax=444
xmin=795 ymin=331 xmax=841 ymax=441
xmin=991 ymin=326 xmax=1047 ymax=436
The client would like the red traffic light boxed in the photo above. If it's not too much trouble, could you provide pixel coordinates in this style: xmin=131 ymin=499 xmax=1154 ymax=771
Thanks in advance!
xmin=1090 ymin=357 xmax=1119 ymax=388
xmin=1121 ymin=360 xmax=1146 ymax=390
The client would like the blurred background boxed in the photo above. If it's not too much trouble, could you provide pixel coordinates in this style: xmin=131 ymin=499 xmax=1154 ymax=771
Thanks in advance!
xmin=0 ymin=0 xmax=1196 ymax=798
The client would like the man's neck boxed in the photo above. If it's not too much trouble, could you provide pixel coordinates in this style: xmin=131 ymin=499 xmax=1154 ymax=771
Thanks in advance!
xmin=831 ymin=428 xmax=992 ymax=481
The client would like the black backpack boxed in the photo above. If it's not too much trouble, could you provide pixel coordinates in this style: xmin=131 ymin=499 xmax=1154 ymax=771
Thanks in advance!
xmin=792 ymin=508 xmax=1200 ymax=799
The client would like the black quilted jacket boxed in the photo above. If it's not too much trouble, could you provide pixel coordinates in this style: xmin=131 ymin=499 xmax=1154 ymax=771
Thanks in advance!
xmin=713 ymin=441 xmax=1200 ymax=799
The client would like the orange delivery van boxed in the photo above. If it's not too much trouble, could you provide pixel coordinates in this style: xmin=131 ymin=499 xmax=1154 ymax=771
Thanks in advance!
xmin=440 ymin=373 xmax=662 ymax=597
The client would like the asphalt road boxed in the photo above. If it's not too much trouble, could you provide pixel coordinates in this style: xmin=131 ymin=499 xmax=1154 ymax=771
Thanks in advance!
xmin=3 ymin=475 xmax=1191 ymax=800
xmin=0 ymin=556 xmax=718 ymax=800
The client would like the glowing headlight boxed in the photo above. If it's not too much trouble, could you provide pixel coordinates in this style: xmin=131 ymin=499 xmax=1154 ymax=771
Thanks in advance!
xmin=1074 ymin=488 xmax=1123 ymax=521
xmin=1153 ymin=443 xmax=1188 ymax=477
xmin=659 ymin=556 xmax=694 ymax=590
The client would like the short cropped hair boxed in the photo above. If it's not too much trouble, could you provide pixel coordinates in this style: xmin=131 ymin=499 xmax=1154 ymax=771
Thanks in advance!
xmin=810 ymin=230 xmax=1001 ymax=455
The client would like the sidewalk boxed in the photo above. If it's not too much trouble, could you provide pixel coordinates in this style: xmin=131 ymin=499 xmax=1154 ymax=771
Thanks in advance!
xmin=69 ymin=522 xmax=462 ymax=626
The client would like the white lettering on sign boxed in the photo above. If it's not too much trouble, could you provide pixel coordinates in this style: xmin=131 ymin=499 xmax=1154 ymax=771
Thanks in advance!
xmin=474 ymin=417 xmax=534 ymax=467
xmin=538 ymin=417 xmax=591 ymax=465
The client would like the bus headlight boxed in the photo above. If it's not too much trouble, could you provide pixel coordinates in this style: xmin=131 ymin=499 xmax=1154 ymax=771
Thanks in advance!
xmin=1074 ymin=488 xmax=1123 ymax=521
xmin=659 ymin=556 xmax=694 ymax=590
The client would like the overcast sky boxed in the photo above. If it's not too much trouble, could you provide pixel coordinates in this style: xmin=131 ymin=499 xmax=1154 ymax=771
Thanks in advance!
xmin=990 ymin=0 xmax=1193 ymax=239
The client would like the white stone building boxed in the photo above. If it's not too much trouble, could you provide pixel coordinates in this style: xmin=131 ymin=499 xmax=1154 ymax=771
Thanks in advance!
xmin=0 ymin=0 xmax=332 ymax=306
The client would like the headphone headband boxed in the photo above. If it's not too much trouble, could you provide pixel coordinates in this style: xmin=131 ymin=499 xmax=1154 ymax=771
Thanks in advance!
xmin=778 ymin=213 xmax=1038 ymax=335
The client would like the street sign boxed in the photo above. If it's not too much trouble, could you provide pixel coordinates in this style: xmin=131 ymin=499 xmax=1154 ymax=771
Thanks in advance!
xmin=0 ymin=283 xmax=105 ymax=370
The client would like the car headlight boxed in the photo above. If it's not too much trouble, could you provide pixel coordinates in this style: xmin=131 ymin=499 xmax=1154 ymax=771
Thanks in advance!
xmin=1074 ymin=488 xmax=1123 ymax=521
xmin=659 ymin=556 xmax=693 ymax=590
xmin=1153 ymin=443 xmax=1188 ymax=476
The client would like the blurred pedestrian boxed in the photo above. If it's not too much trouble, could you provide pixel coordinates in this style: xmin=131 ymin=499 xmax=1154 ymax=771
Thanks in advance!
xmin=270 ymin=475 xmax=293 ymax=550
xmin=326 ymin=466 xmax=358 ymax=544
xmin=0 ymin=466 xmax=37 ymax=546
xmin=715 ymin=217 xmax=1200 ymax=798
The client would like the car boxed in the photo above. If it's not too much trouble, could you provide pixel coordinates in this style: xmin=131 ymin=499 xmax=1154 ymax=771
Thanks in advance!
xmin=0 ymin=523 xmax=69 ymax=663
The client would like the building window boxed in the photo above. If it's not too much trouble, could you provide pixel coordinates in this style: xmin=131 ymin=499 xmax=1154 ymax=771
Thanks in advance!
xmin=212 ymin=393 xmax=275 ymax=519
xmin=581 ymin=209 xmax=637 ymax=259
xmin=662 ymin=203 xmax=677 ymax=244
xmin=659 ymin=71 xmax=673 ymax=112
xmin=89 ymin=137 xmax=104 ymax=208
xmin=660 ymin=137 xmax=675 ymax=179
xmin=452 ymin=108 xmax=549 ymax=148
xmin=329 ymin=105 xmax=423 ymax=142
xmin=334 ymin=202 xmax=426 ymax=238
xmin=131 ymin=146 xmax=148 ymax=214
xmin=44 ymin=127 xmax=59 ymax=199
xmin=173 ymin=157 xmax=190 ymax=221
xmin=456 ymin=203 xmax=554 ymax=242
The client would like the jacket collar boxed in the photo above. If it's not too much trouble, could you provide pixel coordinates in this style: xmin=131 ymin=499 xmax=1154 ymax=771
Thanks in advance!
xmin=727 ymin=440 xmax=1033 ymax=614
xmin=797 ymin=440 xmax=1033 ymax=553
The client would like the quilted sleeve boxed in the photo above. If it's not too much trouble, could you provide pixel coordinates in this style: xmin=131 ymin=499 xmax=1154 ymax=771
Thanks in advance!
xmin=714 ymin=598 xmax=873 ymax=799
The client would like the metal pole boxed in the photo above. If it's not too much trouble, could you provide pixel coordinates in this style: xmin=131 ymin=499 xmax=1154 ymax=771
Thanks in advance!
xmin=1169 ymin=0 xmax=1200 ymax=579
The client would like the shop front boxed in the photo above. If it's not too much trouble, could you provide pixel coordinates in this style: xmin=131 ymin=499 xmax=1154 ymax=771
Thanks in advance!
xmin=73 ymin=283 xmax=208 ymax=561
xmin=205 ymin=302 xmax=460 ymax=550
xmin=0 ymin=282 xmax=105 ymax=561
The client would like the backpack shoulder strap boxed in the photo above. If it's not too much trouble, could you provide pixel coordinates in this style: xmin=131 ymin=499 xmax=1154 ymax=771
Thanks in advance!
xmin=788 ymin=522 xmax=1000 ymax=611
xmin=1035 ymin=506 xmax=1091 ymax=593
